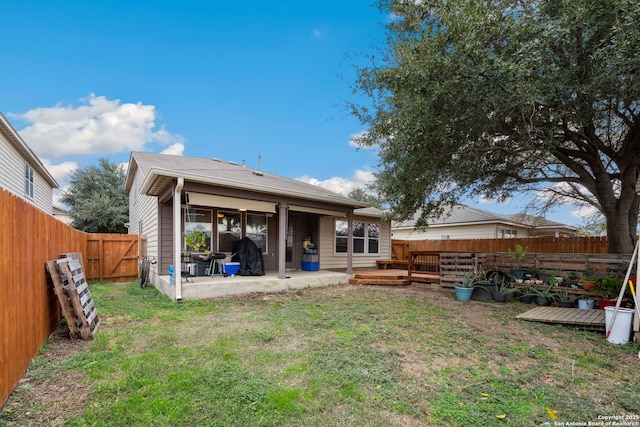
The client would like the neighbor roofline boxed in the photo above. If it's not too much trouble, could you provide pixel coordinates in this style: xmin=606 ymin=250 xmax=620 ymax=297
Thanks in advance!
xmin=393 ymin=219 xmax=529 ymax=229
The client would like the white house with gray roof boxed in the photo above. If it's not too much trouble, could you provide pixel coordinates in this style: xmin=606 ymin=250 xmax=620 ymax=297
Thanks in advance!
xmin=0 ymin=113 xmax=58 ymax=213
xmin=125 ymin=151 xmax=390 ymax=300
xmin=392 ymin=204 xmax=578 ymax=240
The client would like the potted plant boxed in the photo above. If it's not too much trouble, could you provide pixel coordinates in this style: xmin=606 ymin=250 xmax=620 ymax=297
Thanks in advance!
xmin=185 ymin=230 xmax=209 ymax=253
xmin=580 ymin=271 xmax=597 ymax=291
xmin=492 ymin=279 xmax=518 ymax=303
xmin=547 ymin=275 xmax=561 ymax=286
xmin=554 ymin=290 xmax=576 ymax=308
xmin=538 ymin=269 xmax=553 ymax=283
xmin=531 ymin=286 xmax=555 ymax=306
xmin=526 ymin=267 xmax=541 ymax=280
xmin=508 ymin=244 xmax=526 ymax=282
xmin=595 ymin=276 xmax=623 ymax=309
xmin=470 ymin=269 xmax=495 ymax=301
xmin=517 ymin=285 xmax=536 ymax=304
xmin=454 ymin=273 xmax=476 ymax=302
xmin=565 ymin=271 xmax=581 ymax=285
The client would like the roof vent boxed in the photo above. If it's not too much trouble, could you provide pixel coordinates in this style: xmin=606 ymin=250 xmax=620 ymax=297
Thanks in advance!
xmin=228 ymin=161 xmax=238 ymax=165
xmin=252 ymin=171 xmax=264 ymax=177
xmin=211 ymin=158 xmax=222 ymax=162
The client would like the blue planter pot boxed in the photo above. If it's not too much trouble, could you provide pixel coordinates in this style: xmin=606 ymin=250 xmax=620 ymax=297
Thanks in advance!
xmin=455 ymin=286 xmax=474 ymax=302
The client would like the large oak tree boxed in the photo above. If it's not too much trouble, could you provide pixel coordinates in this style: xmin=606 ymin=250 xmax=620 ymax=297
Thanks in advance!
xmin=352 ymin=0 xmax=640 ymax=253
xmin=61 ymin=158 xmax=129 ymax=233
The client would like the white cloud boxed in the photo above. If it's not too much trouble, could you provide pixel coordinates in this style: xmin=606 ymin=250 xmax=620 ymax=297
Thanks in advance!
xmin=296 ymin=169 xmax=375 ymax=196
xmin=312 ymin=29 xmax=322 ymax=39
xmin=41 ymin=159 xmax=78 ymax=184
xmin=161 ymin=142 xmax=185 ymax=155
xmin=12 ymin=93 xmax=184 ymax=159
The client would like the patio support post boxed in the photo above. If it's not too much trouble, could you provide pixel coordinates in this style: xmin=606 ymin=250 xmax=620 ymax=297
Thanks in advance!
xmin=278 ymin=202 xmax=288 ymax=279
xmin=346 ymin=210 xmax=353 ymax=274
xmin=174 ymin=177 xmax=184 ymax=301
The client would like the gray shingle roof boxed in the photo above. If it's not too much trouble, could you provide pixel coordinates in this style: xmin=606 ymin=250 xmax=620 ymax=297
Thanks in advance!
xmin=126 ymin=151 xmax=371 ymax=209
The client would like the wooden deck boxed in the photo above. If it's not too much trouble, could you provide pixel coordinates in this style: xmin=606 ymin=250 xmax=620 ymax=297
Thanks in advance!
xmin=349 ymin=269 xmax=411 ymax=286
xmin=349 ymin=268 xmax=443 ymax=286
xmin=516 ymin=306 xmax=606 ymax=330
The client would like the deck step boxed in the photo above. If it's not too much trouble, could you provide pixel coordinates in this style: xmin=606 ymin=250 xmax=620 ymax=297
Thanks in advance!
xmin=349 ymin=278 xmax=410 ymax=286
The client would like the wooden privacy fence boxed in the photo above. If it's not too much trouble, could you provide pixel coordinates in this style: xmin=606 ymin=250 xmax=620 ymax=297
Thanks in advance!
xmin=86 ymin=234 xmax=139 ymax=282
xmin=392 ymin=236 xmax=610 ymax=260
xmin=405 ymin=251 xmax=632 ymax=288
xmin=0 ymin=188 xmax=139 ymax=407
xmin=0 ymin=189 xmax=86 ymax=407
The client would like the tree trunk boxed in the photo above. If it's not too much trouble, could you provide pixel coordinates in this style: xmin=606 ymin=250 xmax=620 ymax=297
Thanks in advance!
xmin=606 ymin=210 xmax=636 ymax=254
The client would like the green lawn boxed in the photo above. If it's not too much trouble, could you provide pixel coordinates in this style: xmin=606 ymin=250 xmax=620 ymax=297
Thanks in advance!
xmin=2 ymin=281 xmax=639 ymax=426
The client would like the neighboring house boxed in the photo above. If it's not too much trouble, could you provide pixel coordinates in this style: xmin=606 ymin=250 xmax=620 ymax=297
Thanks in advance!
xmin=125 ymin=152 xmax=390 ymax=298
xmin=0 ymin=113 xmax=58 ymax=213
xmin=392 ymin=204 xmax=578 ymax=240
xmin=53 ymin=206 xmax=73 ymax=225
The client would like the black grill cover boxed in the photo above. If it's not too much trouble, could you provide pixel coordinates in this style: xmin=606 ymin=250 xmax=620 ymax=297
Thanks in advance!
xmin=231 ymin=237 xmax=265 ymax=276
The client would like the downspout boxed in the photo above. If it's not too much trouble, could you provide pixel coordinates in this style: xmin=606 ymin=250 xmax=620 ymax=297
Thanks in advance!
xmin=174 ymin=178 xmax=184 ymax=302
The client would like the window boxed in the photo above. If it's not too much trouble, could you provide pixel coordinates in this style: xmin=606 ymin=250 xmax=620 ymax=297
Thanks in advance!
xmin=335 ymin=220 xmax=380 ymax=254
xmin=217 ymin=211 xmax=241 ymax=252
xmin=24 ymin=163 xmax=34 ymax=198
xmin=184 ymin=209 xmax=213 ymax=252
xmin=246 ymin=214 xmax=267 ymax=254
xmin=368 ymin=223 xmax=379 ymax=253
xmin=498 ymin=228 xmax=518 ymax=238
xmin=335 ymin=220 xmax=349 ymax=253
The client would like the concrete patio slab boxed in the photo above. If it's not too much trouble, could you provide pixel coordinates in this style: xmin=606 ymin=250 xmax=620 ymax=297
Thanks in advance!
xmin=155 ymin=270 xmax=352 ymax=301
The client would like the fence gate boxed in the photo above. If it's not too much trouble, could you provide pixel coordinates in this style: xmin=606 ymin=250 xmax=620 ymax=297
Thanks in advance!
xmin=86 ymin=234 xmax=139 ymax=282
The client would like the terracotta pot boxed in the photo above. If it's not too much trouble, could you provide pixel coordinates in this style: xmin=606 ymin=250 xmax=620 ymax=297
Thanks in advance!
xmin=581 ymin=280 xmax=597 ymax=291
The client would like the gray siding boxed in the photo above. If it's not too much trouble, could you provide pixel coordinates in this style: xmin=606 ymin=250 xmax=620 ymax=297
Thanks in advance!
xmin=128 ymin=170 xmax=160 ymax=279
xmin=319 ymin=215 xmax=391 ymax=270
xmin=0 ymin=132 xmax=54 ymax=213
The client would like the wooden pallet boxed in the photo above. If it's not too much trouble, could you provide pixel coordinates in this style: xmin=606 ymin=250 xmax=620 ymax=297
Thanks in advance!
xmin=46 ymin=254 xmax=100 ymax=340
xmin=516 ymin=306 xmax=605 ymax=330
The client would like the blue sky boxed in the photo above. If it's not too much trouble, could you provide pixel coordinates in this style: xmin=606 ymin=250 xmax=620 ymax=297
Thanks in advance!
xmin=0 ymin=1 xmax=585 ymax=227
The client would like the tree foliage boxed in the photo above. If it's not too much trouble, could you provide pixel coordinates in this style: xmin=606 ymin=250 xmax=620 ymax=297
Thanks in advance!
xmin=61 ymin=158 xmax=129 ymax=233
xmin=352 ymin=0 xmax=640 ymax=253
xmin=348 ymin=188 xmax=385 ymax=210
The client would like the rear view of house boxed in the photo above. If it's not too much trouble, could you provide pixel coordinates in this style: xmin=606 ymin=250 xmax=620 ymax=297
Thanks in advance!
xmin=125 ymin=152 xmax=390 ymax=300
xmin=0 ymin=113 xmax=58 ymax=213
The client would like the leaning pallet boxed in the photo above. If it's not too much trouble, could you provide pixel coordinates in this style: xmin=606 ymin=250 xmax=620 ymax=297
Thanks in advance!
xmin=46 ymin=256 xmax=100 ymax=340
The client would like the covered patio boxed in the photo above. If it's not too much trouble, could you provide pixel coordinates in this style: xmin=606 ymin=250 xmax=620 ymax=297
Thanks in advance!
xmin=154 ymin=269 xmax=352 ymax=300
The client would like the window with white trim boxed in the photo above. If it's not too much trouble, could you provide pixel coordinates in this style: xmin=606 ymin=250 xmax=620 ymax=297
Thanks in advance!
xmin=335 ymin=220 xmax=380 ymax=254
xmin=217 ymin=211 xmax=241 ymax=253
xmin=498 ymin=228 xmax=518 ymax=238
xmin=24 ymin=163 xmax=34 ymax=198
xmin=246 ymin=214 xmax=267 ymax=254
